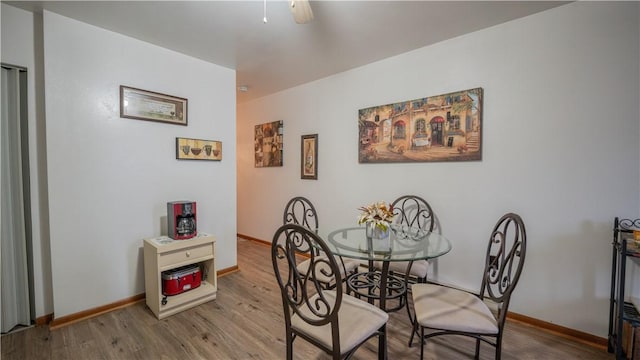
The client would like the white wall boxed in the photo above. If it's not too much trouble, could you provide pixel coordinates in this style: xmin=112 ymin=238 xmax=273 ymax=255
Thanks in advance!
xmin=1 ymin=4 xmax=53 ymax=319
xmin=237 ymin=2 xmax=640 ymax=337
xmin=43 ymin=11 xmax=237 ymax=318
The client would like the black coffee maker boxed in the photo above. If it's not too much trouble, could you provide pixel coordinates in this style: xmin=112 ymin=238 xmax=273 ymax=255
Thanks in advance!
xmin=167 ymin=201 xmax=197 ymax=240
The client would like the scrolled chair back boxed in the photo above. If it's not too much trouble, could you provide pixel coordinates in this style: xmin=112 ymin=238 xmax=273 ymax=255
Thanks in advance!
xmin=283 ymin=196 xmax=319 ymax=233
xmin=272 ymin=223 xmax=342 ymax=326
xmin=391 ymin=195 xmax=435 ymax=232
xmin=480 ymin=212 xmax=527 ymax=321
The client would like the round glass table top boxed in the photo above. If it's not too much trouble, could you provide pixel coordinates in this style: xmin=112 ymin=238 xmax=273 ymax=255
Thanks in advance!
xmin=320 ymin=224 xmax=451 ymax=262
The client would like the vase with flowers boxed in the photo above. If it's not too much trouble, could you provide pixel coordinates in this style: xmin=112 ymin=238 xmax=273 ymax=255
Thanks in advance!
xmin=358 ymin=201 xmax=395 ymax=243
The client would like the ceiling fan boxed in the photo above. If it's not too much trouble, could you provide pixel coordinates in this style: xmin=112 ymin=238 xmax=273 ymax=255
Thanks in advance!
xmin=289 ymin=0 xmax=314 ymax=24
xmin=263 ymin=0 xmax=314 ymax=24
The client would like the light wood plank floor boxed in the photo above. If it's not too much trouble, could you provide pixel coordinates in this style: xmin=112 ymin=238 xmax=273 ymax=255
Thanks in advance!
xmin=2 ymin=238 xmax=612 ymax=359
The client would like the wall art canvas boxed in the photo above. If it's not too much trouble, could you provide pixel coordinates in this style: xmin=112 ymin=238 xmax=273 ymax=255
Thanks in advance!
xmin=120 ymin=86 xmax=187 ymax=125
xmin=358 ymin=88 xmax=482 ymax=163
xmin=176 ymin=137 xmax=221 ymax=161
xmin=301 ymin=134 xmax=317 ymax=180
xmin=255 ymin=120 xmax=283 ymax=167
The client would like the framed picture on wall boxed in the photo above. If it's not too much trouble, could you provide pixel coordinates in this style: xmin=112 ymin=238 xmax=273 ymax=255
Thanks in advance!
xmin=176 ymin=137 xmax=222 ymax=161
xmin=255 ymin=120 xmax=283 ymax=167
xmin=358 ymin=87 xmax=483 ymax=163
xmin=301 ymin=134 xmax=318 ymax=180
xmin=120 ymin=85 xmax=188 ymax=125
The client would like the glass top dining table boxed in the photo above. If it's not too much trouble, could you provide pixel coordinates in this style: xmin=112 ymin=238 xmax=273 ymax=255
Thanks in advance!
xmin=320 ymin=224 xmax=452 ymax=312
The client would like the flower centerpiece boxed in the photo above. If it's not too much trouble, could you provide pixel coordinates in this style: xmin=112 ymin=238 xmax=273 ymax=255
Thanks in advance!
xmin=358 ymin=201 xmax=395 ymax=240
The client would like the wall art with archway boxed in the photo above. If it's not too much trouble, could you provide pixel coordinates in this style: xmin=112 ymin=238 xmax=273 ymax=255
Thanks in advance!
xmin=358 ymin=88 xmax=482 ymax=163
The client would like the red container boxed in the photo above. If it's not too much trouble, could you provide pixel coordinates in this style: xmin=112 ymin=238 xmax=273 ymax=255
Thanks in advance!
xmin=161 ymin=264 xmax=201 ymax=296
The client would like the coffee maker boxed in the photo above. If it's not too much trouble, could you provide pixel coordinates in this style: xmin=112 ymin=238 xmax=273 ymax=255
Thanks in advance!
xmin=167 ymin=201 xmax=197 ymax=240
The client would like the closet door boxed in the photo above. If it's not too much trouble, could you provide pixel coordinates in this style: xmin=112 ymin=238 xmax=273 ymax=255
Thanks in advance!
xmin=1 ymin=66 xmax=32 ymax=332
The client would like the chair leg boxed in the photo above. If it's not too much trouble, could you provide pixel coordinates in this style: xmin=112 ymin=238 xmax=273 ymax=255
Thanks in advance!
xmin=419 ymin=326 xmax=425 ymax=360
xmin=286 ymin=332 xmax=293 ymax=360
xmin=378 ymin=324 xmax=387 ymax=360
xmin=408 ymin=312 xmax=418 ymax=347
xmin=405 ymin=291 xmax=414 ymax=327
xmin=406 ymin=276 xmax=425 ymax=347
xmin=332 ymin=345 xmax=341 ymax=360
xmin=474 ymin=338 xmax=480 ymax=360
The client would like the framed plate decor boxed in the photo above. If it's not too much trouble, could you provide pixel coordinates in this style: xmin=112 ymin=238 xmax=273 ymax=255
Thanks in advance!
xmin=120 ymin=86 xmax=187 ymax=125
xmin=358 ymin=87 xmax=483 ymax=163
xmin=255 ymin=120 xmax=283 ymax=167
xmin=176 ymin=137 xmax=221 ymax=161
xmin=301 ymin=134 xmax=318 ymax=180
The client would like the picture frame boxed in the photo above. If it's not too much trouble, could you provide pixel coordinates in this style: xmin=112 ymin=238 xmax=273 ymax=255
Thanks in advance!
xmin=176 ymin=137 xmax=222 ymax=161
xmin=254 ymin=120 xmax=283 ymax=167
xmin=358 ymin=87 xmax=483 ymax=163
xmin=120 ymin=85 xmax=188 ymax=126
xmin=301 ymin=134 xmax=318 ymax=180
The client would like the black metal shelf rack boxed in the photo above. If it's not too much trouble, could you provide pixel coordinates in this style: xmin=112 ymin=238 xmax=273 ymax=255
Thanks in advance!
xmin=608 ymin=217 xmax=640 ymax=359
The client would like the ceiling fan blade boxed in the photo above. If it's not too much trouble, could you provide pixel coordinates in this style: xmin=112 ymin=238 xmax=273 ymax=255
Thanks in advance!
xmin=290 ymin=0 xmax=314 ymax=24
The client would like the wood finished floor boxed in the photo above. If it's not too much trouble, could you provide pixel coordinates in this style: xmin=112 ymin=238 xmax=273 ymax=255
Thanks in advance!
xmin=2 ymin=238 xmax=612 ymax=359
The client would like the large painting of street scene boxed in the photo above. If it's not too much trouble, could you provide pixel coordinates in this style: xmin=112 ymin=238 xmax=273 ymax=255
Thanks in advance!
xmin=358 ymin=88 xmax=482 ymax=163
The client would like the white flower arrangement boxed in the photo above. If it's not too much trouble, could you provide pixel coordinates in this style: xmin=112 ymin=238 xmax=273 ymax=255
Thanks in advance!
xmin=357 ymin=201 xmax=395 ymax=231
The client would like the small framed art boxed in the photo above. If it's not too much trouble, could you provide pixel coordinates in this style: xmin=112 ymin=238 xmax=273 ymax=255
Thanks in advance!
xmin=301 ymin=134 xmax=317 ymax=180
xmin=176 ymin=137 xmax=222 ymax=161
xmin=255 ymin=120 xmax=283 ymax=167
xmin=120 ymin=85 xmax=188 ymax=125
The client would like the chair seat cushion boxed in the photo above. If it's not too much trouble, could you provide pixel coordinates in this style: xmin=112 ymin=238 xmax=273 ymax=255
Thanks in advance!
xmin=373 ymin=260 xmax=429 ymax=279
xmin=340 ymin=258 xmax=360 ymax=273
xmin=411 ymin=284 xmax=498 ymax=334
xmin=291 ymin=291 xmax=388 ymax=355
xmin=297 ymin=256 xmax=358 ymax=284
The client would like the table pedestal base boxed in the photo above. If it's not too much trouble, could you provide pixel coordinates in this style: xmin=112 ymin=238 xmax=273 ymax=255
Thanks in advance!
xmin=346 ymin=270 xmax=406 ymax=312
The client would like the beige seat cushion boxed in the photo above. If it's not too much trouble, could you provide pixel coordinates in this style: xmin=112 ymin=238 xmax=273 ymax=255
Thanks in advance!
xmin=297 ymin=256 xmax=359 ymax=284
xmin=340 ymin=258 xmax=360 ymax=273
xmin=411 ymin=284 xmax=498 ymax=334
xmin=373 ymin=260 xmax=429 ymax=279
xmin=291 ymin=291 xmax=388 ymax=355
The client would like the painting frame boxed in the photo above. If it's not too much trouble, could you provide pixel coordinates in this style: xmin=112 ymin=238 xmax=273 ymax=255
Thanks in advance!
xmin=120 ymin=85 xmax=188 ymax=126
xmin=301 ymin=134 xmax=318 ymax=180
xmin=358 ymin=87 xmax=483 ymax=163
xmin=176 ymin=137 xmax=222 ymax=161
xmin=254 ymin=120 xmax=284 ymax=167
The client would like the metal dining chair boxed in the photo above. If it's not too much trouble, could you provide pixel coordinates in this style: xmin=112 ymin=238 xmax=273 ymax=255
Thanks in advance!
xmin=374 ymin=195 xmax=435 ymax=316
xmin=272 ymin=223 xmax=389 ymax=360
xmin=409 ymin=213 xmax=527 ymax=360
xmin=283 ymin=196 xmax=359 ymax=289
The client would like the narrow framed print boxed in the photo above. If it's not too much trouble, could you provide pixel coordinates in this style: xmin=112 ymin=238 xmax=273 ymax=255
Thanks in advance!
xmin=301 ymin=134 xmax=318 ymax=180
xmin=176 ymin=137 xmax=222 ymax=161
xmin=120 ymin=85 xmax=188 ymax=125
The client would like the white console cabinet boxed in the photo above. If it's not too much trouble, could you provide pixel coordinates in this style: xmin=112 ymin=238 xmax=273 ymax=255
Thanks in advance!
xmin=143 ymin=233 xmax=216 ymax=319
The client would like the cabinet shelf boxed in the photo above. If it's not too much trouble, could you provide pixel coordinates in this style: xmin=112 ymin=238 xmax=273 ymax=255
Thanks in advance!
xmin=144 ymin=234 xmax=217 ymax=319
xmin=623 ymin=302 xmax=640 ymax=326
xmin=608 ymin=217 xmax=640 ymax=359
xmin=623 ymin=242 xmax=640 ymax=258
xmin=158 ymin=281 xmax=217 ymax=318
